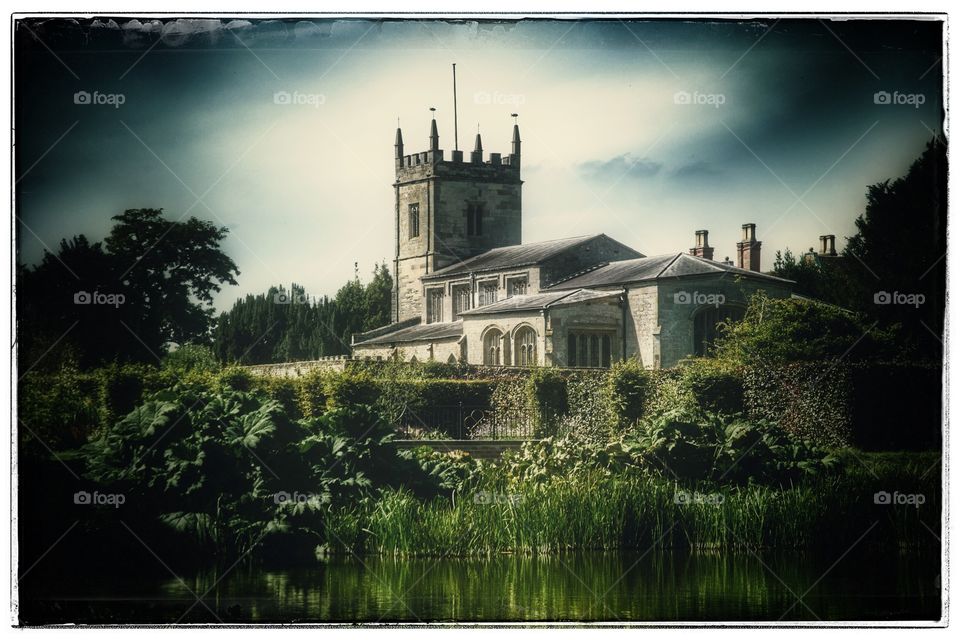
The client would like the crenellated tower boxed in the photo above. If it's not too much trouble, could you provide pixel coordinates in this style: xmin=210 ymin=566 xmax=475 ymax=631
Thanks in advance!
xmin=391 ymin=116 xmax=523 ymax=322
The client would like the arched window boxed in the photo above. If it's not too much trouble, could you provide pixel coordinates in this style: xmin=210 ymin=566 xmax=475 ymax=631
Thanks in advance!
xmin=693 ymin=305 xmax=746 ymax=356
xmin=513 ymin=327 xmax=537 ymax=367
xmin=483 ymin=329 xmax=503 ymax=366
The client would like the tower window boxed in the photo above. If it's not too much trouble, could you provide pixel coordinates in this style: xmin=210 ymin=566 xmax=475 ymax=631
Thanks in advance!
xmin=467 ymin=203 xmax=484 ymax=236
xmin=408 ymin=203 xmax=420 ymax=238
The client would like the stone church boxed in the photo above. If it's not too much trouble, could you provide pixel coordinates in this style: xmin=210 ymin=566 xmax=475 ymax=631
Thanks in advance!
xmin=351 ymin=118 xmax=797 ymax=369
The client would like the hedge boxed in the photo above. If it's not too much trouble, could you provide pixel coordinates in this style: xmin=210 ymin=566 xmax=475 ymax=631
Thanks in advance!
xmin=743 ymin=362 xmax=941 ymax=451
xmin=19 ymin=360 xmax=941 ymax=453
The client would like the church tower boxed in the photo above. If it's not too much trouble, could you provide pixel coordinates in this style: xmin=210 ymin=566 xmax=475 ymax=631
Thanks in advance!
xmin=391 ymin=117 xmax=523 ymax=322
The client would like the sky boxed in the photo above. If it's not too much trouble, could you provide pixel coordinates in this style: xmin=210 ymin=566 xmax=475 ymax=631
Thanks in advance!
xmin=15 ymin=17 xmax=944 ymax=311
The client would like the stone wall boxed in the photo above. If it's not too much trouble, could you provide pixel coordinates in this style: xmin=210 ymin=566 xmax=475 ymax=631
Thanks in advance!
xmin=244 ymin=357 xmax=358 ymax=378
xmin=352 ymin=335 xmax=464 ymax=364
xmin=625 ymin=284 xmax=659 ymax=368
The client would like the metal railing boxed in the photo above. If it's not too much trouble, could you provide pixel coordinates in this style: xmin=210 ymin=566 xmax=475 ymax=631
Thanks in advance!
xmin=395 ymin=403 xmax=535 ymax=440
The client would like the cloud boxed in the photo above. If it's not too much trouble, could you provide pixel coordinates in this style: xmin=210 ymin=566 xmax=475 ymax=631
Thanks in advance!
xmin=670 ymin=160 xmax=724 ymax=180
xmin=577 ymin=153 xmax=663 ymax=181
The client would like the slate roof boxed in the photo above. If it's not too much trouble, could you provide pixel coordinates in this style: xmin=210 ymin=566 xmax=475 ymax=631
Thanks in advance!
xmin=352 ymin=320 xmax=463 ymax=346
xmin=421 ymin=234 xmax=638 ymax=281
xmin=548 ymin=253 xmax=794 ymax=290
xmin=458 ymin=289 xmax=619 ymax=316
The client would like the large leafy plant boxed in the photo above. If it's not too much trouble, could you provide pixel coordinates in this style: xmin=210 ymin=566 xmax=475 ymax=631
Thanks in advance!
xmin=624 ymin=408 xmax=838 ymax=485
xmin=82 ymin=385 xmax=418 ymax=561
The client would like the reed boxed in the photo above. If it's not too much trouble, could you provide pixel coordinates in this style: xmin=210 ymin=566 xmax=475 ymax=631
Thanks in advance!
xmin=342 ymin=468 xmax=939 ymax=557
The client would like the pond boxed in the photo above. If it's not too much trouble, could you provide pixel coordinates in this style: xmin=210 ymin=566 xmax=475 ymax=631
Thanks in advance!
xmin=20 ymin=550 xmax=940 ymax=624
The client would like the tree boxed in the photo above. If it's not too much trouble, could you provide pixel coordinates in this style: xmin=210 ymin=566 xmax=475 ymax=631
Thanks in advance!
xmin=768 ymin=139 xmax=945 ymax=362
xmin=211 ymin=265 xmax=393 ymax=365
xmin=845 ymin=138 xmax=946 ymax=361
xmin=713 ymin=292 xmax=899 ymax=367
xmin=17 ymin=209 xmax=239 ymax=369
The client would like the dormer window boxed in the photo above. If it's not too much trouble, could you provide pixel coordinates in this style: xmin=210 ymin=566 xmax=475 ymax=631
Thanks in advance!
xmin=506 ymin=276 xmax=527 ymax=297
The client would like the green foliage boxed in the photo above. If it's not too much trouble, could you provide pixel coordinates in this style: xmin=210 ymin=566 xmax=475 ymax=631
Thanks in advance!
xmin=162 ymin=344 xmax=219 ymax=375
xmin=679 ymin=360 xmax=744 ymax=415
xmin=19 ymin=368 xmax=100 ymax=450
xmin=253 ymin=376 xmax=303 ymax=421
xmin=626 ymin=409 xmax=838 ymax=485
xmin=323 ymin=370 xmax=378 ymax=409
xmin=97 ymin=363 xmax=151 ymax=430
xmin=605 ymin=360 xmax=650 ymax=430
xmin=744 ymin=363 xmax=852 ymax=448
xmin=525 ymin=369 xmax=568 ymax=437
xmin=217 ymin=366 xmax=254 ymax=392
xmin=713 ymin=292 xmax=898 ymax=366
xmin=295 ymin=369 xmax=329 ymax=418
xmin=556 ymin=371 xmax=613 ymax=444
xmin=412 ymin=448 xmax=485 ymax=493
xmin=81 ymin=382 xmax=436 ymax=562
xmin=212 ymin=264 xmax=393 ymax=365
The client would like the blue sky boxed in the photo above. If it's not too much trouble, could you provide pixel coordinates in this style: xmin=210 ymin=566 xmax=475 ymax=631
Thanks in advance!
xmin=15 ymin=17 xmax=943 ymax=310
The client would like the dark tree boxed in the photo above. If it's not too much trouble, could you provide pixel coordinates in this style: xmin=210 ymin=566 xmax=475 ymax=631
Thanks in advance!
xmin=845 ymin=138 xmax=946 ymax=361
xmin=18 ymin=209 xmax=239 ymax=369
xmin=770 ymin=139 xmax=945 ymax=362
xmin=212 ymin=264 xmax=393 ymax=365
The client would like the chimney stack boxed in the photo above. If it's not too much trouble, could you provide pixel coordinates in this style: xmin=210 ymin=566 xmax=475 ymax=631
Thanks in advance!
xmin=819 ymin=234 xmax=837 ymax=257
xmin=736 ymin=223 xmax=762 ymax=272
xmin=689 ymin=229 xmax=714 ymax=261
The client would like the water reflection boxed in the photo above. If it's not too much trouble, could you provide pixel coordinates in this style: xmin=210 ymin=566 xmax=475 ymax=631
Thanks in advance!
xmin=23 ymin=550 xmax=940 ymax=623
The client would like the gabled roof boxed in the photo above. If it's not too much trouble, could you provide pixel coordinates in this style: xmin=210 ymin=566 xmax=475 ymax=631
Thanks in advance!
xmin=458 ymin=289 xmax=619 ymax=316
xmin=548 ymin=253 xmax=794 ymax=290
xmin=352 ymin=320 xmax=463 ymax=346
xmin=421 ymin=234 xmax=638 ymax=281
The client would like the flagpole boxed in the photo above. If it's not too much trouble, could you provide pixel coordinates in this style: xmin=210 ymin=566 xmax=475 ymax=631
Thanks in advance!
xmin=452 ymin=63 xmax=459 ymax=152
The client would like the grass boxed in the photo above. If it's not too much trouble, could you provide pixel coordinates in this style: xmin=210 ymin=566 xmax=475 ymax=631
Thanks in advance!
xmin=323 ymin=460 xmax=941 ymax=556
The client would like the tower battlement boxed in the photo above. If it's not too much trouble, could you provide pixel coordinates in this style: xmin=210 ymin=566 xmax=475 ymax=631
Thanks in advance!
xmin=395 ymin=150 xmax=521 ymax=183
xmin=394 ymin=118 xmax=521 ymax=183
